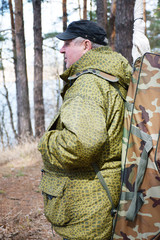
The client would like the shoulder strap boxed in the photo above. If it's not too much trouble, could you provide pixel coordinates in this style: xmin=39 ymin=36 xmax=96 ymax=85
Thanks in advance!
xmin=68 ymin=69 xmax=119 ymax=82
xmin=68 ymin=69 xmax=126 ymax=102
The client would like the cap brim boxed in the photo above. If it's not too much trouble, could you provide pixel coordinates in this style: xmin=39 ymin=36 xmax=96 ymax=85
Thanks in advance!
xmin=56 ymin=31 xmax=77 ymax=40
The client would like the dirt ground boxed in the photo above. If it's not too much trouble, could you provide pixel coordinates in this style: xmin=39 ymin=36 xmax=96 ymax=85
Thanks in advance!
xmin=0 ymin=152 xmax=62 ymax=240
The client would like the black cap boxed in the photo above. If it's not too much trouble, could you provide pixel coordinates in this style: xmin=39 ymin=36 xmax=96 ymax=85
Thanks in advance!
xmin=56 ymin=20 xmax=108 ymax=46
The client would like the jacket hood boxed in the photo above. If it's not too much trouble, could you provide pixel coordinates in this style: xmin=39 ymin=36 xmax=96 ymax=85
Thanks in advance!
xmin=60 ymin=46 xmax=132 ymax=89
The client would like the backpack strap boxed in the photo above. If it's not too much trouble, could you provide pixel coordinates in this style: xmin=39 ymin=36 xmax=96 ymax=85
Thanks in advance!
xmin=68 ymin=69 xmax=126 ymax=102
xmin=92 ymin=162 xmax=117 ymax=217
xmin=125 ymin=125 xmax=153 ymax=221
xmin=68 ymin=69 xmax=119 ymax=82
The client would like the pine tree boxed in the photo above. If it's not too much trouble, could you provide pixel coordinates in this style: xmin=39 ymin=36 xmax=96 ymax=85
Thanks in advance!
xmin=32 ymin=0 xmax=45 ymax=137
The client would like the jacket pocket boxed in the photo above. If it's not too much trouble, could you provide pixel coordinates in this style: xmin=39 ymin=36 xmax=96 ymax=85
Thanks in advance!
xmin=39 ymin=173 xmax=71 ymax=226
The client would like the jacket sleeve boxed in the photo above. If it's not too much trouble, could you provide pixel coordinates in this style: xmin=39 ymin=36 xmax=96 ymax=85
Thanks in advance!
xmin=38 ymin=80 xmax=108 ymax=170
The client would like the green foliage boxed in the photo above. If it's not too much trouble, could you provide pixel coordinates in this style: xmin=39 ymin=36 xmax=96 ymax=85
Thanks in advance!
xmin=43 ymin=32 xmax=60 ymax=51
xmin=0 ymin=33 xmax=6 ymax=42
xmin=16 ymin=170 xmax=25 ymax=177
xmin=0 ymin=189 xmax=5 ymax=194
xmin=0 ymin=0 xmax=8 ymax=14
xmin=89 ymin=10 xmax=97 ymax=21
xmin=43 ymin=32 xmax=59 ymax=40
xmin=147 ymin=1 xmax=160 ymax=52
xmin=27 ymin=0 xmax=46 ymax=2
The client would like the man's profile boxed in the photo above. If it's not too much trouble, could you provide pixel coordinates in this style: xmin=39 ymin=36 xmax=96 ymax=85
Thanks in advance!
xmin=38 ymin=20 xmax=132 ymax=240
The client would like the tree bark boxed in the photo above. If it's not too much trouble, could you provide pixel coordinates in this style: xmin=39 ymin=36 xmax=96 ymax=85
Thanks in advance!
xmin=143 ymin=0 xmax=146 ymax=34
xmin=89 ymin=0 xmax=93 ymax=21
xmin=96 ymin=0 xmax=107 ymax=32
xmin=115 ymin=0 xmax=135 ymax=65
xmin=62 ymin=0 xmax=67 ymax=73
xmin=14 ymin=0 xmax=32 ymax=138
xmin=63 ymin=0 xmax=67 ymax=32
xmin=109 ymin=0 xmax=116 ymax=50
xmin=8 ymin=0 xmax=17 ymax=79
xmin=83 ymin=0 xmax=87 ymax=19
xmin=32 ymin=0 xmax=45 ymax=137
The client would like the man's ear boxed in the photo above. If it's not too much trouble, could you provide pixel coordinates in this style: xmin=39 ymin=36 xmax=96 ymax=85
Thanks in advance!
xmin=83 ymin=39 xmax=92 ymax=52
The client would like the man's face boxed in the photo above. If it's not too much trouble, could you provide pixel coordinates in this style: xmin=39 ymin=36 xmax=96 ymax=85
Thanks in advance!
xmin=60 ymin=39 xmax=87 ymax=68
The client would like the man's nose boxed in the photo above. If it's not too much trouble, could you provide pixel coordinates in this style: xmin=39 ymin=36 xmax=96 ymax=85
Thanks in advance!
xmin=60 ymin=45 xmax=65 ymax=53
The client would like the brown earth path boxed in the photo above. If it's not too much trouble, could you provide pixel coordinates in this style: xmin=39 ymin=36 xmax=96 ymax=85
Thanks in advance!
xmin=0 ymin=152 xmax=62 ymax=240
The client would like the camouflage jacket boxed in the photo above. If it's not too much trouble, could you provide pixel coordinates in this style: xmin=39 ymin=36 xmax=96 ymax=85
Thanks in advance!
xmin=38 ymin=46 xmax=132 ymax=240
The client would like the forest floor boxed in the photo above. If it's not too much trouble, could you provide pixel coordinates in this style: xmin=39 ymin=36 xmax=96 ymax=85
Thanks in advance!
xmin=0 ymin=141 xmax=62 ymax=240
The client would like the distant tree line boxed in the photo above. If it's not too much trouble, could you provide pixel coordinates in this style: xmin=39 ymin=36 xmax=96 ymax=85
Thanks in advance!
xmin=0 ymin=0 xmax=159 ymax=148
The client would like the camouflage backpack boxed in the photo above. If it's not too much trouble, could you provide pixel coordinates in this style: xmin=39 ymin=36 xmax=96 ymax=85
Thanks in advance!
xmin=112 ymin=52 xmax=160 ymax=240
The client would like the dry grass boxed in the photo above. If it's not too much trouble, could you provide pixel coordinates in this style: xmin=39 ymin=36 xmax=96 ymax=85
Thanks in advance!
xmin=0 ymin=139 xmax=41 ymax=167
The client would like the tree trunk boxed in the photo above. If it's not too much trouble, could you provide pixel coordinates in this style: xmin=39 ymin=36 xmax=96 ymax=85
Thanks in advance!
xmin=63 ymin=0 xmax=67 ymax=32
xmin=109 ymin=0 xmax=116 ymax=50
xmin=96 ymin=0 xmax=107 ymax=32
xmin=14 ymin=0 xmax=32 ymax=138
xmin=115 ymin=0 xmax=135 ymax=65
xmin=89 ymin=0 xmax=93 ymax=21
xmin=83 ymin=0 xmax=87 ymax=19
xmin=32 ymin=0 xmax=45 ymax=137
xmin=62 ymin=0 xmax=67 ymax=73
xmin=8 ymin=0 xmax=17 ymax=79
xmin=78 ymin=0 xmax=82 ymax=19
xmin=143 ymin=0 xmax=146 ymax=34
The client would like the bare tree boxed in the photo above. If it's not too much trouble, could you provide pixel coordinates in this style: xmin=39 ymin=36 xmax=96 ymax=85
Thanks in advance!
xmin=32 ymin=0 xmax=45 ymax=137
xmin=115 ymin=0 xmax=135 ymax=64
xmin=96 ymin=0 xmax=107 ymax=32
xmin=1 ymin=59 xmax=18 ymax=140
xmin=0 ymin=48 xmax=16 ymax=147
xmin=0 ymin=107 xmax=9 ymax=148
xmin=14 ymin=0 xmax=32 ymax=138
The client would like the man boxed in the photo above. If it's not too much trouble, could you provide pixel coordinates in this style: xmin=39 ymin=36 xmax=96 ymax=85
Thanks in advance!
xmin=38 ymin=20 xmax=132 ymax=240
